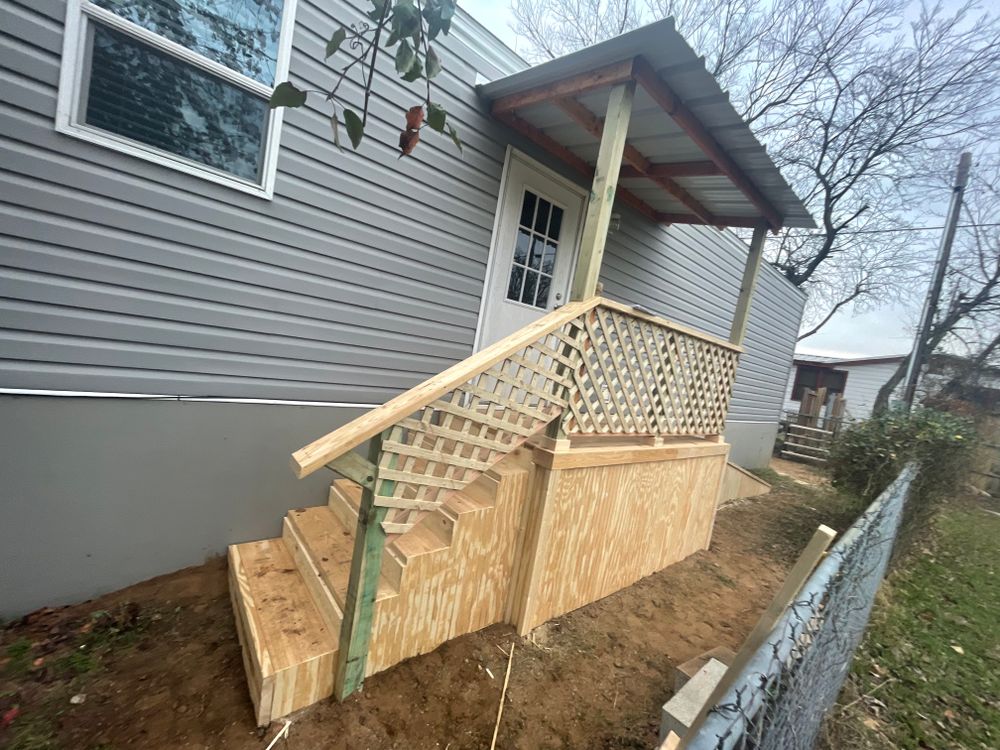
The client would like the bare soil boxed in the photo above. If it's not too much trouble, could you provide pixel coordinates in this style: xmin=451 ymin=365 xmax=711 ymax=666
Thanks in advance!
xmin=1 ymin=472 xmax=858 ymax=750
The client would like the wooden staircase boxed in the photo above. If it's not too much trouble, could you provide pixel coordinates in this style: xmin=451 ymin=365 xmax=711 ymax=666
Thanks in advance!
xmin=229 ymin=450 xmax=533 ymax=726
xmin=229 ymin=298 xmax=744 ymax=724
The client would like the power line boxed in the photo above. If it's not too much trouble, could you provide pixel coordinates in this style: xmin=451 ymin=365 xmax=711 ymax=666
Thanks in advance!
xmin=815 ymin=222 xmax=1000 ymax=236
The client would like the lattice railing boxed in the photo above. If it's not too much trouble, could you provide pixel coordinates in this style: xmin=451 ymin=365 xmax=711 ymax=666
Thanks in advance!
xmin=292 ymin=297 xmax=741 ymax=534
xmin=562 ymin=303 xmax=740 ymax=436
xmin=373 ymin=317 xmax=588 ymax=533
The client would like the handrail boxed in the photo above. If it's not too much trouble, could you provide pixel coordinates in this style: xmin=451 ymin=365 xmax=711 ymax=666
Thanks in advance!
xmin=290 ymin=296 xmax=602 ymax=479
xmin=291 ymin=295 xmax=744 ymax=535
xmin=597 ymin=298 xmax=743 ymax=354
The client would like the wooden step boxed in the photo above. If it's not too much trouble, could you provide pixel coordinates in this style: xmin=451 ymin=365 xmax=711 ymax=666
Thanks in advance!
xmin=391 ymin=508 xmax=453 ymax=563
xmin=283 ymin=506 xmax=399 ymax=613
xmin=229 ymin=539 xmax=338 ymax=726
xmin=783 ymin=441 xmax=829 ymax=455
xmin=781 ymin=449 xmax=828 ymax=464
xmin=331 ymin=478 xmax=460 ymax=565
xmin=328 ymin=479 xmax=361 ymax=529
xmin=787 ymin=424 xmax=834 ymax=436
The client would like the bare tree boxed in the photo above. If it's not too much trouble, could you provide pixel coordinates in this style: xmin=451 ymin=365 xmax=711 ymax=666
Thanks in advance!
xmin=510 ymin=0 xmax=1000 ymax=335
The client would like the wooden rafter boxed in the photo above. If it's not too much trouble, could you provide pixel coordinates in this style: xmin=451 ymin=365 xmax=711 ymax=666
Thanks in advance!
xmin=555 ymin=97 xmax=716 ymax=225
xmin=619 ymin=161 xmax=722 ymax=178
xmin=632 ymin=56 xmax=783 ymax=230
xmin=493 ymin=109 xmax=659 ymax=221
xmin=490 ymin=58 xmax=636 ymax=115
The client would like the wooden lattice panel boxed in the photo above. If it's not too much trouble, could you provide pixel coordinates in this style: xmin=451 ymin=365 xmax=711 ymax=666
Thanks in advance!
xmin=374 ymin=319 xmax=587 ymax=533
xmin=295 ymin=298 xmax=742 ymax=535
xmin=560 ymin=305 xmax=740 ymax=436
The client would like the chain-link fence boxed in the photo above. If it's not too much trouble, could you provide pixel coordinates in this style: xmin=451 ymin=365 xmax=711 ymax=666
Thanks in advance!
xmin=684 ymin=463 xmax=917 ymax=750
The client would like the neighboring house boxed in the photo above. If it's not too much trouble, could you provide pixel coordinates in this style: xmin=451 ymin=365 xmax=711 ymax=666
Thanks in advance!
xmin=783 ymin=353 xmax=907 ymax=420
xmin=0 ymin=3 xmax=812 ymax=616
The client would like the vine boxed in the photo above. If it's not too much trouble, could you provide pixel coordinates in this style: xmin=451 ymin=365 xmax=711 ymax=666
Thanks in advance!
xmin=268 ymin=0 xmax=461 ymax=156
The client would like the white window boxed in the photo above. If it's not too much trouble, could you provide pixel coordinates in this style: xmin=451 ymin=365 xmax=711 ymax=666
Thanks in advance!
xmin=56 ymin=0 xmax=298 ymax=198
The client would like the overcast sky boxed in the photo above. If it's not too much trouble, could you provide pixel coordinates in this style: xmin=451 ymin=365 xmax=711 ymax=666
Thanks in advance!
xmin=459 ymin=0 xmax=959 ymax=359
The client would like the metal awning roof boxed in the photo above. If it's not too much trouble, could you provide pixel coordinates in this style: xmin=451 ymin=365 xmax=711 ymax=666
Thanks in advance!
xmin=479 ymin=18 xmax=815 ymax=231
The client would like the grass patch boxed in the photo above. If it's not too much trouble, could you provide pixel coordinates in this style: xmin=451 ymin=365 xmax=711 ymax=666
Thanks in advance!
xmin=834 ymin=503 xmax=1000 ymax=749
xmin=749 ymin=466 xmax=782 ymax=485
xmin=3 ymin=639 xmax=33 ymax=678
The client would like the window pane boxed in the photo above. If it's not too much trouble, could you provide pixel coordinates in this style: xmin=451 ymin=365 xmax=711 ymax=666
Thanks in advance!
xmin=85 ymin=23 xmax=269 ymax=182
xmin=528 ymin=236 xmax=544 ymax=270
xmin=514 ymin=229 xmax=530 ymax=265
xmin=93 ymin=0 xmax=284 ymax=84
xmin=507 ymin=265 xmax=524 ymax=301
xmin=536 ymin=274 xmax=551 ymax=307
xmin=519 ymin=191 xmax=537 ymax=228
xmin=521 ymin=270 xmax=538 ymax=306
xmin=534 ymin=198 xmax=551 ymax=233
xmin=548 ymin=206 xmax=563 ymax=241
xmin=542 ymin=241 xmax=557 ymax=274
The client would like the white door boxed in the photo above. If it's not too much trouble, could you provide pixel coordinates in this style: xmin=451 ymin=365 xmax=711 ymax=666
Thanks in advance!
xmin=478 ymin=151 xmax=586 ymax=348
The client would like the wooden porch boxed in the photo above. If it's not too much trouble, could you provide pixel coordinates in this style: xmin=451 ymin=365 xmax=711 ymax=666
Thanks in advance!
xmin=231 ymin=297 xmax=741 ymax=724
xmin=228 ymin=19 xmax=813 ymax=726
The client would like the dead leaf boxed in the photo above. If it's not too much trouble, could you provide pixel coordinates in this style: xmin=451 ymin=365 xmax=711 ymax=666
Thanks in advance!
xmin=950 ymin=644 xmax=965 ymax=655
xmin=398 ymin=128 xmax=420 ymax=157
xmin=862 ymin=717 xmax=880 ymax=730
xmin=405 ymin=105 xmax=424 ymax=130
xmin=1 ymin=707 xmax=19 ymax=729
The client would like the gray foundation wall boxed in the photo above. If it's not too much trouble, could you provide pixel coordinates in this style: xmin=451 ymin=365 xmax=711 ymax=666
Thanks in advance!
xmin=0 ymin=395 xmax=364 ymax=618
xmin=724 ymin=420 xmax=779 ymax=469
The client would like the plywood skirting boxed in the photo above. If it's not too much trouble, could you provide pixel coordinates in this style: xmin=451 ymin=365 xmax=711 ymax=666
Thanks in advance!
xmin=720 ymin=462 xmax=772 ymax=503
xmin=516 ymin=442 xmax=728 ymax=633
xmin=365 ymin=461 xmax=532 ymax=674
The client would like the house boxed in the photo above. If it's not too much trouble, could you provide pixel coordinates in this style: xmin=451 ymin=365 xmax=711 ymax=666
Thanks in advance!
xmin=0 ymin=0 xmax=812 ymax=645
xmin=783 ymin=353 xmax=907 ymax=420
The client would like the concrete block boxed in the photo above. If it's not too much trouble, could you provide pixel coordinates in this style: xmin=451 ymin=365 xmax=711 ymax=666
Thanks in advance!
xmin=660 ymin=658 xmax=728 ymax=743
xmin=674 ymin=646 xmax=736 ymax=691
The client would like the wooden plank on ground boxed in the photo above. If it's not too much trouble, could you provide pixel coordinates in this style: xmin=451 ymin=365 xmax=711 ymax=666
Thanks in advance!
xmin=678 ymin=525 xmax=836 ymax=747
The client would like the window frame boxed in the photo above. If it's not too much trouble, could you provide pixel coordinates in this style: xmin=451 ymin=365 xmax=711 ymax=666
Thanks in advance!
xmin=55 ymin=0 xmax=299 ymax=199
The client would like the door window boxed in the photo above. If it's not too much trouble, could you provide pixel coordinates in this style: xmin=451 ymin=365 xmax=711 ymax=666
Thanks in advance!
xmin=506 ymin=190 xmax=564 ymax=309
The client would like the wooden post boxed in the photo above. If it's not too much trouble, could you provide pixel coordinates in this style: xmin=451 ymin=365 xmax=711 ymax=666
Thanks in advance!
xmin=728 ymin=221 xmax=768 ymax=345
xmin=569 ymin=82 xmax=635 ymax=301
xmin=334 ymin=432 xmax=392 ymax=700
xmin=511 ymin=462 xmax=562 ymax=634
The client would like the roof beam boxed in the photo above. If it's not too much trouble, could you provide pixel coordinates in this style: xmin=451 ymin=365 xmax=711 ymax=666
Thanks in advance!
xmin=491 ymin=58 xmax=636 ymax=115
xmin=555 ymin=97 xmax=716 ymax=225
xmin=633 ymin=56 xmax=783 ymax=231
xmin=619 ymin=161 xmax=722 ymax=178
xmin=494 ymin=109 xmax=659 ymax=221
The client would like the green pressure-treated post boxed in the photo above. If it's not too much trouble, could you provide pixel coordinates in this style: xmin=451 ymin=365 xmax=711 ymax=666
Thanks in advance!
xmin=333 ymin=431 xmax=393 ymax=700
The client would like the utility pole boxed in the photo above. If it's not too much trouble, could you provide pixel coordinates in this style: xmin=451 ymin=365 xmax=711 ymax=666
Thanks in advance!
xmin=901 ymin=152 xmax=973 ymax=410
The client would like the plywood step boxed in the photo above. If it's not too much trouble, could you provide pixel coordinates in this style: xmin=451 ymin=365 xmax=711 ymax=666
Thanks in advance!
xmin=781 ymin=449 xmax=828 ymax=464
xmin=284 ymin=506 xmax=399 ymax=613
xmin=229 ymin=539 xmax=338 ymax=727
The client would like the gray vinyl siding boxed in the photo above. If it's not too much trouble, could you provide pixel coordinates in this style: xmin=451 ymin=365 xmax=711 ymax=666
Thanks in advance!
xmin=1 ymin=0 xmax=804 ymax=418
xmin=600 ymin=220 xmax=806 ymax=425
xmin=0 ymin=0 xmax=524 ymax=403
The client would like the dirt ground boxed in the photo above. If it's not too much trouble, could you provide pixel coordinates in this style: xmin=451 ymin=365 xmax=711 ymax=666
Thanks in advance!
xmin=1 ymin=465 xmax=858 ymax=750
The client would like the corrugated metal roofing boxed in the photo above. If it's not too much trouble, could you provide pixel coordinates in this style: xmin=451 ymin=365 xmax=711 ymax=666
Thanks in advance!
xmin=479 ymin=18 xmax=815 ymax=230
